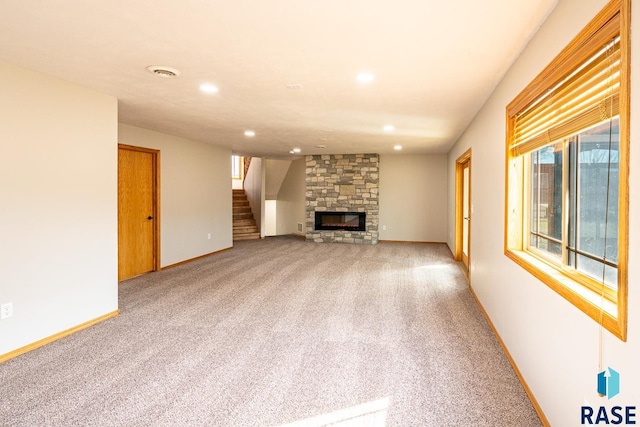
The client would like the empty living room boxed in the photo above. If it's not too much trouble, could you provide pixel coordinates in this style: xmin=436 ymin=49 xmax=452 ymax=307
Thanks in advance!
xmin=2 ymin=1 xmax=640 ymax=426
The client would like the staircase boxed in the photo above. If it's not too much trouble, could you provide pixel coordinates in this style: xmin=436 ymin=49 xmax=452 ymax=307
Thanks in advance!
xmin=233 ymin=189 xmax=260 ymax=241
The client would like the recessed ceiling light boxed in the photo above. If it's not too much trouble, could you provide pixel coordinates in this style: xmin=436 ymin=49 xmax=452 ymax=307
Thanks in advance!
xmin=394 ymin=145 xmax=402 ymax=151
xmin=383 ymin=124 xmax=395 ymax=132
xmin=289 ymin=150 xmax=295 ymax=154
xmin=315 ymin=144 xmax=327 ymax=149
xmin=356 ymin=72 xmax=375 ymax=83
xmin=292 ymin=148 xmax=301 ymax=153
xmin=200 ymin=83 xmax=219 ymax=94
xmin=244 ymin=130 xmax=255 ymax=137
xmin=146 ymin=65 xmax=181 ymax=78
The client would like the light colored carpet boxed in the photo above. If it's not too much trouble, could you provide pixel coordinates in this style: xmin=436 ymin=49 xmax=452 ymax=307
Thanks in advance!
xmin=0 ymin=236 xmax=542 ymax=426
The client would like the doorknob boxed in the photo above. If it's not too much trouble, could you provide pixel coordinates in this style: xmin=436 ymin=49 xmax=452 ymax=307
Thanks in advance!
xmin=147 ymin=216 xmax=154 ymax=220
xmin=464 ymin=217 xmax=470 ymax=220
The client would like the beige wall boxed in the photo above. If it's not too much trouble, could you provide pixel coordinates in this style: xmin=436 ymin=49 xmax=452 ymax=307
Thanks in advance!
xmin=264 ymin=159 xmax=292 ymax=200
xmin=379 ymin=154 xmax=448 ymax=242
xmin=0 ymin=63 xmax=118 ymax=355
xmin=273 ymin=155 xmax=447 ymax=240
xmin=276 ymin=159 xmax=306 ymax=236
xmin=118 ymin=124 xmax=232 ymax=266
xmin=447 ymin=0 xmax=640 ymax=424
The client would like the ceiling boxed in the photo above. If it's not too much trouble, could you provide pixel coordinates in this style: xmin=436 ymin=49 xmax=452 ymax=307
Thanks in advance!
xmin=0 ymin=0 xmax=557 ymax=158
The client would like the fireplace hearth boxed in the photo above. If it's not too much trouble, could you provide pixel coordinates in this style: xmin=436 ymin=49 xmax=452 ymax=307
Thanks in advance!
xmin=315 ymin=211 xmax=366 ymax=231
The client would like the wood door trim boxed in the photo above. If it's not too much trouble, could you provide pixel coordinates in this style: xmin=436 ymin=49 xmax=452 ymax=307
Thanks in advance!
xmin=454 ymin=149 xmax=472 ymax=270
xmin=118 ymin=144 xmax=161 ymax=275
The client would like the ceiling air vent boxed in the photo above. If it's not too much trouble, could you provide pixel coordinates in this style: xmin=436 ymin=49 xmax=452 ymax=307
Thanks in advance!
xmin=146 ymin=65 xmax=181 ymax=78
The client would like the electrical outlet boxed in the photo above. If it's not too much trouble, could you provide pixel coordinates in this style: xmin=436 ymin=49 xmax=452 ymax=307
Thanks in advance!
xmin=382 ymin=225 xmax=387 ymax=231
xmin=207 ymin=233 xmax=211 ymax=240
xmin=1 ymin=303 xmax=13 ymax=320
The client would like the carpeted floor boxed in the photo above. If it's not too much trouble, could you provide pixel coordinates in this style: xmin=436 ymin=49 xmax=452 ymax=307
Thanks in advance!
xmin=0 ymin=236 xmax=542 ymax=426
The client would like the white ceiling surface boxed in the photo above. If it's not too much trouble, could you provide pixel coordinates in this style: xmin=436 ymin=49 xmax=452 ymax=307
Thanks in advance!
xmin=0 ymin=1 xmax=557 ymax=158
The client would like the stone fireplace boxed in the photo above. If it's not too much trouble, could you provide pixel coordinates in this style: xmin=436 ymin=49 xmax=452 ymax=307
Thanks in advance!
xmin=305 ymin=154 xmax=379 ymax=244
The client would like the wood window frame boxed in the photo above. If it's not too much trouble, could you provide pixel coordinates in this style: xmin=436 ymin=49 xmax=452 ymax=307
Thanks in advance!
xmin=232 ymin=155 xmax=243 ymax=180
xmin=504 ymin=0 xmax=629 ymax=341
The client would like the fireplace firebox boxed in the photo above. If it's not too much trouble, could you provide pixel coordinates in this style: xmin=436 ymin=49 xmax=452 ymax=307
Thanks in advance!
xmin=315 ymin=211 xmax=366 ymax=231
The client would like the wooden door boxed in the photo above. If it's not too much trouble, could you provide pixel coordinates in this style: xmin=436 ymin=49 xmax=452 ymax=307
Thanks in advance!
xmin=461 ymin=159 xmax=471 ymax=270
xmin=455 ymin=150 xmax=471 ymax=273
xmin=118 ymin=145 xmax=159 ymax=281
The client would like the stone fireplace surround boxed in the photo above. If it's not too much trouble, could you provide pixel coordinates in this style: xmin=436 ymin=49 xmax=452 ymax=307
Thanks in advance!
xmin=305 ymin=153 xmax=379 ymax=244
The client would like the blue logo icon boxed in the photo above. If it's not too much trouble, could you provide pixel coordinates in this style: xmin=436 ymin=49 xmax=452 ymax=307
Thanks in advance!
xmin=598 ymin=367 xmax=620 ymax=399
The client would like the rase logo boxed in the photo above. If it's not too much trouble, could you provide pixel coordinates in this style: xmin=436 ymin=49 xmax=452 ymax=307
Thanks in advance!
xmin=581 ymin=367 xmax=636 ymax=425
xmin=599 ymin=367 xmax=621 ymax=400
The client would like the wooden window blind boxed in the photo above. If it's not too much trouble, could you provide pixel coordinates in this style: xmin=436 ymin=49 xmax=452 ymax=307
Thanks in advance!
xmin=508 ymin=10 xmax=621 ymax=157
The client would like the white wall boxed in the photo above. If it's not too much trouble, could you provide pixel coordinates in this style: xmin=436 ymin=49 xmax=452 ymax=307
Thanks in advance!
xmin=245 ymin=157 xmax=265 ymax=237
xmin=265 ymin=200 xmax=277 ymax=236
xmin=379 ymin=154 xmax=448 ymax=242
xmin=276 ymin=158 xmax=306 ymax=236
xmin=118 ymin=124 xmax=232 ymax=266
xmin=0 ymin=63 xmax=118 ymax=355
xmin=447 ymin=1 xmax=640 ymax=425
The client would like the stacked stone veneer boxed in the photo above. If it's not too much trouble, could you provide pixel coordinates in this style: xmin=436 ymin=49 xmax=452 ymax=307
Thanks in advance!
xmin=305 ymin=154 xmax=379 ymax=244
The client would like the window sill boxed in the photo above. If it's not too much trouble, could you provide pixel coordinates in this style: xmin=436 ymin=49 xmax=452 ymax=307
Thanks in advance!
xmin=505 ymin=249 xmax=624 ymax=340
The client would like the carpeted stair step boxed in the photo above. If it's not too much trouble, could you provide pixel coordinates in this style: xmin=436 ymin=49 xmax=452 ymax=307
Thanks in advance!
xmin=233 ymin=212 xmax=254 ymax=220
xmin=233 ymin=223 xmax=259 ymax=231
xmin=233 ymin=230 xmax=259 ymax=234
xmin=233 ymin=206 xmax=252 ymax=214
xmin=233 ymin=232 xmax=261 ymax=240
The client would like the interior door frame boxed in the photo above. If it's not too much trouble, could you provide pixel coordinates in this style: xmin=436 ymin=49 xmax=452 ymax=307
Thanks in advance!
xmin=118 ymin=144 xmax=161 ymax=277
xmin=454 ymin=149 xmax=472 ymax=270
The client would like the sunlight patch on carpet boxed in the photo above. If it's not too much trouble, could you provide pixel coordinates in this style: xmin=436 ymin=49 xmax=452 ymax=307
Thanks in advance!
xmin=276 ymin=397 xmax=389 ymax=427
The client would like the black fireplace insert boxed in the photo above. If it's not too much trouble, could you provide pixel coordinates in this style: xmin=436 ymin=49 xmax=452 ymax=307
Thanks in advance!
xmin=315 ymin=211 xmax=366 ymax=231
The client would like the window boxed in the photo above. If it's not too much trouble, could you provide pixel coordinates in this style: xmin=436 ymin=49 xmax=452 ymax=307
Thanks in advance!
xmin=232 ymin=155 xmax=243 ymax=180
xmin=527 ymin=120 xmax=620 ymax=292
xmin=505 ymin=0 xmax=629 ymax=340
xmin=566 ymin=120 xmax=620 ymax=291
